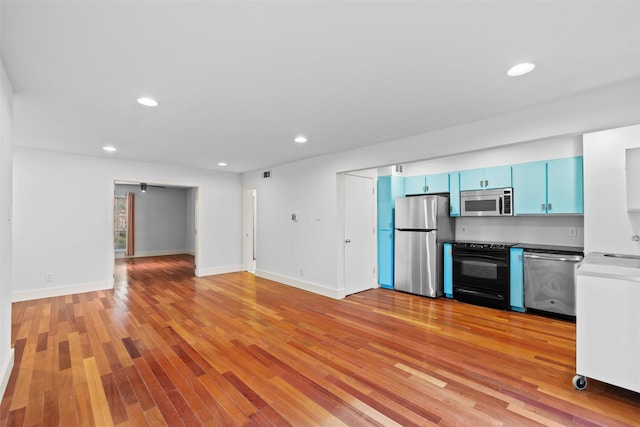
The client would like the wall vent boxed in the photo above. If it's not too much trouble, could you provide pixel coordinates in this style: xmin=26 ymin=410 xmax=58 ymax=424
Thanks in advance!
xmin=394 ymin=164 xmax=405 ymax=174
xmin=262 ymin=170 xmax=272 ymax=179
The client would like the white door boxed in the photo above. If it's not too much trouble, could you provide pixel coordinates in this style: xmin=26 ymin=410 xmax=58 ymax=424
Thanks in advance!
xmin=344 ymin=174 xmax=375 ymax=295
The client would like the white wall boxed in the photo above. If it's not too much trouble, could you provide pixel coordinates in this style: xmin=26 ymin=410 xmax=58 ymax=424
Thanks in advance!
xmin=0 ymin=60 xmax=15 ymax=401
xmin=186 ymin=187 xmax=196 ymax=254
xmin=12 ymin=149 xmax=242 ymax=301
xmin=249 ymin=157 xmax=341 ymax=298
xmin=402 ymin=134 xmax=582 ymax=175
xmin=583 ymin=124 xmax=640 ymax=255
xmin=115 ymin=184 xmax=191 ymax=257
xmin=243 ymin=79 xmax=640 ymax=298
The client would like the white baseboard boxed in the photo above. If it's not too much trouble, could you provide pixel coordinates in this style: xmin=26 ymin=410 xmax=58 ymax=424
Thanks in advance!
xmin=12 ymin=279 xmax=114 ymax=302
xmin=125 ymin=250 xmax=193 ymax=258
xmin=255 ymin=270 xmax=343 ymax=299
xmin=0 ymin=348 xmax=14 ymax=400
xmin=196 ymin=265 xmax=242 ymax=277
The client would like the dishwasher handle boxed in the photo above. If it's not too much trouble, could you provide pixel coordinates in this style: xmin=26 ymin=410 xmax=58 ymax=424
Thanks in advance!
xmin=524 ymin=252 xmax=583 ymax=262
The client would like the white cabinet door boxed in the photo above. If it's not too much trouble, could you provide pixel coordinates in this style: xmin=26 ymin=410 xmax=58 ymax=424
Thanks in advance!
xmin=576 ymin=274 xmax=640 ymax=392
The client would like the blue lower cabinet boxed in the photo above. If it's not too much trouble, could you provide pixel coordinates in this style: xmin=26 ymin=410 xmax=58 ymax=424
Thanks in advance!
xmin=444 ymin=243 xmax=453 ymax=298
xmin=378 ymin=229 xmax=394 ymax=289
xmin=509 ymin=248 xmax=525 ymax=312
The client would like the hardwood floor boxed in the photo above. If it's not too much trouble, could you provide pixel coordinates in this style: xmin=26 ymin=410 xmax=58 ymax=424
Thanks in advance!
xmin=1 ymin=255 xmax=639 ymax=426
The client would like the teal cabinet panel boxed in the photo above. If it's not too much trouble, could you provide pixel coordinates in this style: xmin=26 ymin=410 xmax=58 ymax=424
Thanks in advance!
xmin=511 ymin=156 xmax=583 ymax=215
xmin=377 ymin=175 xmax=403 ymax=288
xmin=512 ymin=161 xmax=547 ymax=215
xmin=405 ymin=175 xmax=426 ymax=195
xmin=459 ymin=169 xmax=486 ymax=191
xmin=547 ymin=157 xmax=583 ymax=214
xmin=459 ymin=165 xmax=511 ymax=191
xmin=425 ymin=172 xmax=450 ymax=193
xmin=377 ymin=175 xmax=404 ymax=229
xmin=404 ymin=173 xmax=449 ymax=195
xmin=378 ymin=230 xmax=394 ymax=289
xmin=444 ymin=243 xmax=453 ymax=297
xmin=391 ymin=174 xmax=405 ymax=199
xmin=377 ymin=176 xmax=393 ymax=229
xmin=510 ymin=248 xmax=525 ymax=312
xmin=483 ymin=165 xmax=512 ymax=189
xmin=449 ymin=172 xmax=460 ymax=217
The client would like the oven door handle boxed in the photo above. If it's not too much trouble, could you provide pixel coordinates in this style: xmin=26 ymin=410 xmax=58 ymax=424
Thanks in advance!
xmin=455 ymin=288 xmax=506 ymax=301
xmin=454 ymin=252 xmax=508 ymax=262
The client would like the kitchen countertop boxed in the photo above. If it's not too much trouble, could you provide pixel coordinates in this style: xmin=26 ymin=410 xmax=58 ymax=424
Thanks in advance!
xmin=445 ymin=241 xmax=584 ymax=253
xmin=512 ymin=243 xmax=584 ymax=253
xmin=578 ymin=252 xmax=640 ymax=281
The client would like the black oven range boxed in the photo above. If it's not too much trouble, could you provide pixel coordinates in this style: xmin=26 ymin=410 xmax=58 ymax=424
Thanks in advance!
xmin=452 ymin=241 xmax=515 ymax=310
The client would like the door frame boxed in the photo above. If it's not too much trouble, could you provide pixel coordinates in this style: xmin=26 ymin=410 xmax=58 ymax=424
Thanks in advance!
xmin=242 ymin=186 xmax=257 ymax=273
xmin=108 ymin=180 xmax=201 ymax=286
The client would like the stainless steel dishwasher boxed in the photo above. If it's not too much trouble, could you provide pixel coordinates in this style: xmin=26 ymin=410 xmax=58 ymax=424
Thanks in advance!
xmin=524 ymin=248 xmax=584 ymax=318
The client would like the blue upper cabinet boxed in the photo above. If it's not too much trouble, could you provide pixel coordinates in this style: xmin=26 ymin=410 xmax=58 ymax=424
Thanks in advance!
xmin=512 ymin=160 xmax=547 ymax=215
xmin=377 ymin=175 xmax=404 ymax=229
xmin=425 ymin=173 xmax=449 ymax=193
xmin=404 ymin=176 xmax=426 ymax=195
xmin=449 ymin=172 xmax=460 ymax=216
xmin=377 ymin=176 xmax=393 ymax=229
xmin=547 ymin=157 xmax=583 ymax=214
xmin=459 ymin=165 xmax=512 ymax=191
xmin=512 ymin=156 xmax=583 ymax=215
xmin=404 ymin=173 xmax=449 ymax=195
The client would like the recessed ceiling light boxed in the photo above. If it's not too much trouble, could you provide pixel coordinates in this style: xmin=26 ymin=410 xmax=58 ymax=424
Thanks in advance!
xmin=294 ymin=136 xmax=307 ymax=143
xmin=137 ymin=97 xmax=159 ymax=107
xmin=102 ymin=145 xmax=117 ymax=152
xmin=218 ymin=162 xmax=227 ymax=166
xmin=507 ymin=63 xmax=536 ymax=77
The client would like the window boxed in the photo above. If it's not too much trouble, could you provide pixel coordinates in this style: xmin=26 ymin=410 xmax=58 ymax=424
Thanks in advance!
xmin=114 ymin=195 xmax=127 ymax=251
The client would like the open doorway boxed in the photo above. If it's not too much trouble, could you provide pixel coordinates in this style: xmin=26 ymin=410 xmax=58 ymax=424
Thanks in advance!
xmin=112 ymin=181 xmax=199 ymax=279
xmin=243 ymin=187 xmax=257 ymax=273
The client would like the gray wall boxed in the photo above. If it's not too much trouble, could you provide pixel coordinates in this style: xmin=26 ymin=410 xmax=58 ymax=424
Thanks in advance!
xmin=115 ymin=184 xmax=193 ymax=257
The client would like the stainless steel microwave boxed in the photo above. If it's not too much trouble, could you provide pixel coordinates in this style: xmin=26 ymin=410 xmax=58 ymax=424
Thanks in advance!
xmin=460 ymin=188 xmax=513 ymax=217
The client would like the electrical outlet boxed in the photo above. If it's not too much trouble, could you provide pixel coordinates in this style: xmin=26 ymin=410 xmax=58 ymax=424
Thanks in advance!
xmin=45 ymin=273 xmax=54 ymax=282
xmin=299 ymin=268 xmax=304 ymax=277
xmin=568 ymin=227 xmax=577 ymax=237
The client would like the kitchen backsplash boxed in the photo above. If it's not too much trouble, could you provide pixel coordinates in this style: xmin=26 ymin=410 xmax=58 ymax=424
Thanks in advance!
xmin=455 ymin=215 xmax=584 ymax=247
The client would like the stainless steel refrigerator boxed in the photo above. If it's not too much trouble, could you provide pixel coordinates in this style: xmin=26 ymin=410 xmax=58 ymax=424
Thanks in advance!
xmin=394 ymin=194 xmax=454 ymax=297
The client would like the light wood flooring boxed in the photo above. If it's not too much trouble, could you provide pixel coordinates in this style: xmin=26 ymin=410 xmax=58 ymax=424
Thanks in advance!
xmin=1 ymin=254 xmax=639 ymax=426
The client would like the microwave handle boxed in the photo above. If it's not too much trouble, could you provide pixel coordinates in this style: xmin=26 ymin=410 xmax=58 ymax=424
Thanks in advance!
xmin=499 ymin=196 xmax=503 ymax=215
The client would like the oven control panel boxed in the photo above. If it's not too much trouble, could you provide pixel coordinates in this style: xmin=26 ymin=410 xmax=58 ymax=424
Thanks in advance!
xmin=453 ymin=241 xmax=514 ymax=251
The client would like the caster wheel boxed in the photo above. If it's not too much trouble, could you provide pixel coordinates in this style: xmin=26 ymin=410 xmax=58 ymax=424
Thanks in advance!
xmin=572 ymin=375 xmax=587 ymax=390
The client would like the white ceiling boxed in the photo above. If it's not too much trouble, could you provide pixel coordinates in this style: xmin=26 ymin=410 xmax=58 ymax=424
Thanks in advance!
xmin=2 ymin=1 xmax=639 ymax=173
